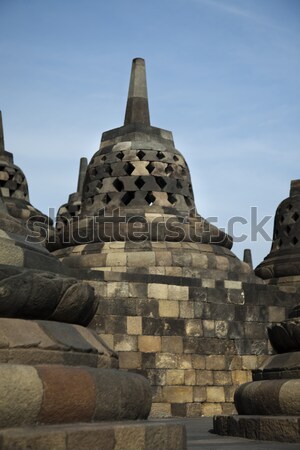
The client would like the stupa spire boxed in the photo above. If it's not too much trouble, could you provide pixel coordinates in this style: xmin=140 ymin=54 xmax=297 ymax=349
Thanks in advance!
xmin=124 ymin=58 xmax=150 ymax=126
xmin=76 ymin=157 xmax=88 ymax=194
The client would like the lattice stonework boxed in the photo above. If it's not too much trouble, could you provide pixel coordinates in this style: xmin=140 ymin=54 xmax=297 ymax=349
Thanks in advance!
xmin=83 ymin=142 xmax=195 ymax=213
xmin=0 ymin=161 xmax=29 ymax=201
xmin=272 ymin=198 xmax=300 ymax=251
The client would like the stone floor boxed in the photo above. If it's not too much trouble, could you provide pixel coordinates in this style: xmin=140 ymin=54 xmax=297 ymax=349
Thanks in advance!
xmin=152 ymin=418 xmax=300 ymax=449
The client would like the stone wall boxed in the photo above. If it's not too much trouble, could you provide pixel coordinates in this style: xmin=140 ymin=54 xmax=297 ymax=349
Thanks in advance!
xmin=85 ymin=269 xmax=299 ymax=417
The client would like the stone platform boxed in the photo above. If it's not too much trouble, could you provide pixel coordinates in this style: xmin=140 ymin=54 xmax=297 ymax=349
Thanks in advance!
xmin=213 ymin=415 xmax=300 ymax=443
xmin=0 ymin=420 xmax=186 ymax=450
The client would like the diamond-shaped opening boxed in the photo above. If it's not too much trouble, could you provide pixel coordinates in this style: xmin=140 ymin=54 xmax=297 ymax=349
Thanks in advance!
xmin=146 ymin=162 xmax=155 ymax=174
xmin=167 ymin=193 xmax=177 ymax=205
xmin=145 ymin=192 xmax=156 ymax=205
xmin=279 ymin=215 xmax=284 ymax=224
xmin=101 ymin=156 xmax=107 ymax=161
xmin=90 ymin=167 xmax=97 ymax=178
xmin=292 ymin=236 xmax=298 ymax=246
xmin=156 ymin=176 xmax=167 ymax=189
xmin=137 ymin=150 xmax=145 ymax=160
xmin=121 ymin=191 xmax=135 ymax=205
xmin=278 ymin=238 xmax=282 ymax=247
xmin=173 ymin=155 xmax=179 ymax=162
xmin=165 ymin=164 xmax=174 ymax=175
xmin=113 ymin=178 xmax=124 ymax=192
xmin=135 ymin=176 xmax=145 ymax=189
xmin=95 ymin=180 xmax=103 ymax=193
xmin=116 ymin=151 xmax=124 ymax=160
xmin=157 ymin=151 xmax=165 ymax=160
xmin=287 ymin=204 xmax=293 ymax=210
xmin=292 ymin=211 xmax=299 ymax=222
xmin=176 ymin=180 xmax=183 ymax=189
xmin=103 ymin=193 xmax=111 ymax=204
xmin=185 ymin=196 xmax=193 ymax=207
xmin=104 ymin=164 xmax=113 ymax=175
xmin=123 ymin=162 xmax=135 ymax=175
xmin=286 ymin=225 xmax=291 ymax=235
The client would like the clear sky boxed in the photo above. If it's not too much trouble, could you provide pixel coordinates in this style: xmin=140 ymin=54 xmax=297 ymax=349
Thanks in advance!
xmin=0 ymin=0 xmax=299 ymax=266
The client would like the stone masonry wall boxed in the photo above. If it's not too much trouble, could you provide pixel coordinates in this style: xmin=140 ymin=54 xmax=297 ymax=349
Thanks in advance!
xmin=85 ymin=270 xmax=299 ymax=417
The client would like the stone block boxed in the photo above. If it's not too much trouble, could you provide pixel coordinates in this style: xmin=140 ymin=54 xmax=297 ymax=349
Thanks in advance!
xmin=228 ymin=355 xmax=242 ymax=370
xmin=224 ymin=280 xmax=242 ymax=289
xmin=193 ymin=386 xmax=207 ymax=402
xmin=184 ymin=369 xmax=196 ymax=385
xmin=196 ymin=370 xmax=213 ymax=386
xmin=215 ymin=320 xmax=229 ymax=338
xmin=170 ymin=403 xmax=186 ymax=417
xmin=106 ymin=252 xmax=126 ymax=267
xmin=148 ymin=283 xmax=168 ymax=299
xmin=114 ymin=424 xmax=145 ymax=450
xmin=156 ymin=251 xmax=172 ymax=266
xmin=179 ymin=302 xmax=194 ymax=319
xmin=127 ymin=251 xmax=156 ymax=267
xmin=119 ymin=351 xmax=141 ymax=369
xmin=156 ymin=353 xmax=177 ymax=369
xmin=105 ymin=316 xmax=126 ymax=334
xmin=161 ymin=336 xmax=183 ymax=353
xmin=163 ymin=386 xmax=193 ymax=403
xmin=203 ymin=320 xmax=215 ymax=337
xmin=185 ymin=319 xmax=203 ymax=336
xmin=168 ymin=285 xmax=189 ymax=301
xmin=245 ymin=322 xmax=267 ymax=339
xmin=201 ymin=402 xmax=223 ymax=416
xmin=191 ymin=253 xmax=208 ymax=268
xmin=142 ymin=352 xmax=156 ymax=369
xmin=202 ymin=279 xmax=215 ymax=288
xmin=128 ymin=283 xmax=147 ymax=298
xmin=67 ymin=427 xmax=115 ymax=450
xmin=213 ymin=371 xmax=232 ymax=386
xmin=215 ymin=256 xmax=229 ymax=271
xmin=37 ymin=366 xmax=95 ymax=424
xmin=0 ymin=364 xmax=43 ymax=427
xmin=206 ymin=355 xmax=226 ymax=370
xmin=138 ymin=336 xmax=161 ymax=353
xmin=0 ymin=429 xmax=67 ymax=450
xmin=159 ymin=300 xmax=179 ymax=318
xmin=177 ymin=354 xmax=192 ymax=369
xmin=241 ymin=355 xmax=259 ymax=370
xmin=186 ymin=402 xmax=202 ymax=417
xmin=166 ymin=369 xmax=184 ymax=385
xmin=149 ymin=402 xmax=171 ymax=418
xmin=268 ymin=306 xmax=286 ymax=322
xmin=127 ymin=316 xmax=142 ymax=335
xmin=142 ymin=317 xmax=164 ymax=335
xmin=191 ymin=355 xmax=205 ymax=369
xmin=232 ymin=369 xmax=251 ymax=384
xmin=136 ymin=298 xmax=159 ymax=317
xmin=107 ymin=282 xmax=129 ymax=298
xmin=114 ymin=334 xmax=137 ymax=351
xmin=163 ymin=318 xmax=185 ymax=336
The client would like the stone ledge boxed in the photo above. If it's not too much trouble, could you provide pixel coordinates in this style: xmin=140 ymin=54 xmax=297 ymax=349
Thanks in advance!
xmin=213 ymin=415 xmax=300 ymax=443
xmin=0 ymin=420 xmax=187 ymax=450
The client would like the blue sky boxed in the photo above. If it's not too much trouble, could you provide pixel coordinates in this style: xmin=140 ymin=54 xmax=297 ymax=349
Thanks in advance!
xmin=0 ymin=0 xmax=299 ymax=266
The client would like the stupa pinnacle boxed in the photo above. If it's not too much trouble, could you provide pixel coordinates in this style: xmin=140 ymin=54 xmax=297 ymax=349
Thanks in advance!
xmin=124 ymin=58 xmax=150 ymax=126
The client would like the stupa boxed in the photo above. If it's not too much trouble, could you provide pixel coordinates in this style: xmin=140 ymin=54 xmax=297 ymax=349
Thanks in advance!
xmin=0 ymin=114 xmax=185 ymax=449
xmin=256 ymin=179 xmax=300 ymax=285
xmin=54 ymin=58 xmax=256 ymax=284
